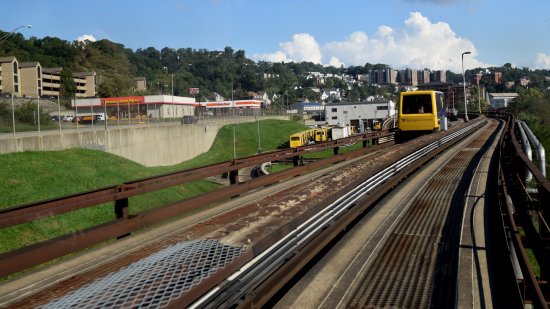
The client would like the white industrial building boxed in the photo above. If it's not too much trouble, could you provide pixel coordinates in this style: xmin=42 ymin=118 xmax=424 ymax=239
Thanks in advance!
xmin=325 ymin=99 xmax=396 ymax=132
xmin=488 ymin=93 xmax=518 ymax=108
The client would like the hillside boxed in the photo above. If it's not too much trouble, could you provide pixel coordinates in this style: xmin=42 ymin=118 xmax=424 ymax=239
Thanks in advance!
xmin=2 ymin=30 xmax=549 ymax=105
xmin=0 ymin=119 xmax=306 ymax=208
xmin=0 ymin=119 xmax=308 ymax=253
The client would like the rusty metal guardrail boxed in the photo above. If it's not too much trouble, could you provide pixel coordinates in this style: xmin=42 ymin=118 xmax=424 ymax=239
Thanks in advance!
xmin=191 ymin=118 xmax=487 ymax=308
xmin=0 ymin=131 xmax=391 ymax=229
xmin=491 ymin=110 xmax=549 ymax=308
xmin=0 ymin=131 xmax=390 ymax=278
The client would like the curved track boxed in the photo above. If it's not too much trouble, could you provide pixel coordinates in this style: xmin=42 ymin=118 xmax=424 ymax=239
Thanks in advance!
xmin=2 ymin=118 xmax=498 ymax=308
xmin=275 ymin=119 xmax=502 ymax=308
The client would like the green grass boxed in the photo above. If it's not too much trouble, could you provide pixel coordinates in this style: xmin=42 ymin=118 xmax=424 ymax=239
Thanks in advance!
xmin=0 ymin=122 xmax=60 ymax=133
xmin=525 ymin=248 xmax=541 ymax=278
xmin=156 ymin=119 xmax=308 ymax=172
xmin=302 ymin=139 xmax=366 ymax=159
xmin=0 ymin=119 xmax=308 ymax=253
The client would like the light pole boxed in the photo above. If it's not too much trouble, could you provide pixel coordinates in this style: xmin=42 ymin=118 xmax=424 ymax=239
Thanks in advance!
xmin=11 ymin=94 xmax=16 ymax=137
xmin=477 ymin=77 xmax=482 ymax=113
xmin=0 ymin=25 xmax=32 ymax=46
xmin=257 ymin=116 xmax=262 ymax=154
xmin=168 ymin=63 xmax=192 ymax=123
xmin=171 ymin=73 xmax=174 ymax=123
xmin=461 ymin=51 xmax=471 ymax=121
xmin=2 ymin=25 xmax=32 ymax=139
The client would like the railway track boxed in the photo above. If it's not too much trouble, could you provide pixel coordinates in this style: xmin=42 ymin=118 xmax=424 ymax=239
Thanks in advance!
xmin=2 ymin=118 xmax=494 ymax=308
xmin=347 ymin=120 xmax=501 ymax=308
xmin=276 ymin=119 xmax=502 ymax=308
xmin=190 ymin=119 xmax=489 ymax=308
xmin=1 ymin=134 xmax=395 ymax=308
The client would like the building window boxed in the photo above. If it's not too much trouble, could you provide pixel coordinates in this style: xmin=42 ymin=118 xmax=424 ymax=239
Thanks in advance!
xmin=13 ymin=61 xmax=17 ymax=72
xmin=331 ymin=108 xmax=337 ymax=112
xmin=37 ymin=66 xmax=41 ymax=78
xmin=376 ymin=106 xmax=388 ymax=110
xmin=331 ymin=116 xmax=338 ymax=120
xmin=14 ymin=85 xmax=19 ymax=93
xmin=343 ymin=110 xmax=348 ymax=114
xmin=14 ymin=75 xmax=18 ymax=83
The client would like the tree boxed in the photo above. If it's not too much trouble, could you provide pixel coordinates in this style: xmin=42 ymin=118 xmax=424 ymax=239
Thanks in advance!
xmin=60 ymin=69 xmax=76 ymax=98
xmin=300 ymin=88 xmax=321 ymax=102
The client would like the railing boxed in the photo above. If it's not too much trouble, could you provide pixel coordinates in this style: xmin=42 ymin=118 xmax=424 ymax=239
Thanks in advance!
xmin=490 ymin=110 xmax=549 ymax=308
xmin=0 ymin=131 xmax=390 ymax=278
xmin=0 ymin=100 xmax=290 ymax=136
xmin=190 ymin=119 xmax=487 ymax=308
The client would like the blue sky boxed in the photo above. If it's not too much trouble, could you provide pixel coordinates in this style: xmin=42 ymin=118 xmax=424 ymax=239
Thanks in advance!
xmin=2 ymin=0 xmax=550 ymax=72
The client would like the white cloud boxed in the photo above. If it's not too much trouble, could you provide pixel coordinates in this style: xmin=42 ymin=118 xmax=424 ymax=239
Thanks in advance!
xmin=254 ymin=12 xmax=490 ymax=72
xmin=327 ymin=56 xmax=344 ymax=67
xmin=533 ymin=53 xmax=550 ymax=69
xmin=254 ymin=33 xmax=322 ymax=64
xmin=76 ymin=34 xmax=97 ymax=43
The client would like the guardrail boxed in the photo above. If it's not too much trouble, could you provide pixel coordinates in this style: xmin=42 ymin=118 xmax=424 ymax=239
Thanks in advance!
xmin=490 ymin=111 xmax=549 ymax=308
xmin=0 ymin=131 xmax=390 ymax=278
xmin=190 ymin=118 xmax=487 ymax=307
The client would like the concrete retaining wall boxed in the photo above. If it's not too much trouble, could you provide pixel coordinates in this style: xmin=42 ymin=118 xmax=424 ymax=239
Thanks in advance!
xmin=0 ymin=124 xmax=218 ymax=166
xmin=107 ymin=124 xmax=220 ymax=166
xmin=0 ymin=116 xmax=289 ymax=166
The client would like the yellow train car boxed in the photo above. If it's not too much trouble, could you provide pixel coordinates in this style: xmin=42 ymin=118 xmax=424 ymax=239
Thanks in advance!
xmin=314 ymin=127 xmax=331 ymax=142
xmin=290 ymin=129 xmax=316 ymax=148
xmin=396 ymin=90 xmax=446 ymax=141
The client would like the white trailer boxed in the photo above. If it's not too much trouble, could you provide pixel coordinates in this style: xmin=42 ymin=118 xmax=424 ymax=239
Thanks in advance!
xmin=331 ymin=126 xmax=352 ymax=140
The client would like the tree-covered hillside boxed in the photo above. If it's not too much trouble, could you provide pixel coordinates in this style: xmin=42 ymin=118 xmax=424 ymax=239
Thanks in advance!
xmin=1 ymin=30 xmax=549 ymax=105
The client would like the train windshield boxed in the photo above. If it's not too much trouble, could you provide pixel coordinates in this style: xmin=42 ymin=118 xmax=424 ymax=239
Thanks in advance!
xmin=402 ymin=94 xmax=433 ymax=114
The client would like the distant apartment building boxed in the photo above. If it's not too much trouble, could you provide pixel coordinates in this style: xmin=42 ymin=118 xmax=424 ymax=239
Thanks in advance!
xmin=474 ymin=71 xmax=502 ymax=85
xmin=42 ymin=67 xmax=62 ymax=97
xmin=0 ymin=55 xmax=96 ymax=98
xmin=368 ymin=69 xmax=398 ymax=85
xmin=518 ymin=76 xmax=531 ymax=87
xmin=19 ymin=61 xmax=42 ymax=97
xmin=356 ymin=74 xmax=370 ymax=83
xmin=73 ymin=71 xmax=96 ymax=97
xmin=384 ymin=69 xmax=398 ymax=84
xmin=0 ymin=56 xmax=21 ymax=96
xmin=431 ymin=70 xmax=447 ymax=83
xmin=399 ymin=68 xmax=418 ymax=86
xmin=417 ymin=69 xmax=431 ymax=85
xmin=491 ymin=72 xmax=502 ymax=83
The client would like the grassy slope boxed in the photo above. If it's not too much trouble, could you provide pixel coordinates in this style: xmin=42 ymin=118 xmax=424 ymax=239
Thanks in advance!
xmin=0 ymin=119 xmax=309 ymax=253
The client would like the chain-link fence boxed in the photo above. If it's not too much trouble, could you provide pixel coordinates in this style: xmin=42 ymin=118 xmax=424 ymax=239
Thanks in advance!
xmin=0 ymin=96 xmax=291 ymax=136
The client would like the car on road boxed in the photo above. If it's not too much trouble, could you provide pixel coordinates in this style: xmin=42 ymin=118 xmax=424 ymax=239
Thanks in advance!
xmin=63 ymin=115 xmax=74 ymax=122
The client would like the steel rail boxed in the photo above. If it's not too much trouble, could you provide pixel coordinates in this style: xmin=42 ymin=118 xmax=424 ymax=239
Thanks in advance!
xmin=0 ymin=131 xmax=390 ymax=229
xmin=0 ymin=137 xmax=393 ymax=278
xmin=499 ymin=171 xmax=548 ymax=308
xmin=495 ymin=112 xmax=549 ymax=308
xmin=190 ymin=120 xmax=487 ymax=308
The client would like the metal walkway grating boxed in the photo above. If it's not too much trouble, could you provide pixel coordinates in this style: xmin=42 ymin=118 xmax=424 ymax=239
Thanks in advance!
xmin=40 ymin=239 xmax=247 ymax=308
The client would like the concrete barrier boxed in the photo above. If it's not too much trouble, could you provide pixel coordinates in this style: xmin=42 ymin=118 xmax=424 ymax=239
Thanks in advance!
xmin=0 ymin=116 xmax=289 ymax=166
